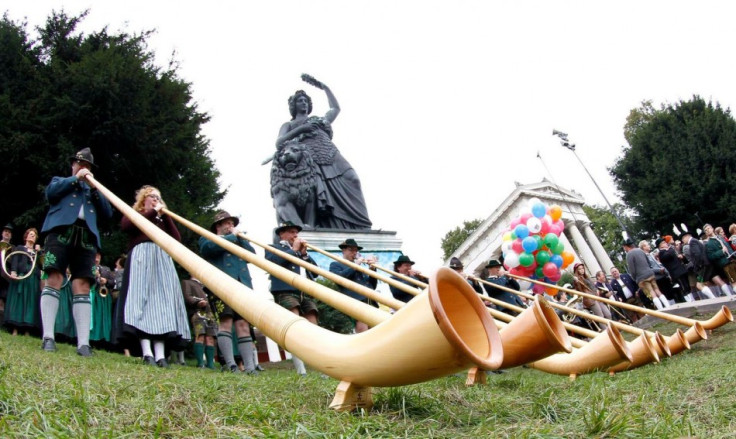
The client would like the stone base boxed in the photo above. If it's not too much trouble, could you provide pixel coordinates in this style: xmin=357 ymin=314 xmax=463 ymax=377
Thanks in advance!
xmin=300 ymin=229 xmax=405 ymax=302
xmin=300 ymin=229 xmax=403 ymax=271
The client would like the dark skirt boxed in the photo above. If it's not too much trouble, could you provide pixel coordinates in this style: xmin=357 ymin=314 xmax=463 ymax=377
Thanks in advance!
xmin=3 ymin=272 xmax=41 ymax=331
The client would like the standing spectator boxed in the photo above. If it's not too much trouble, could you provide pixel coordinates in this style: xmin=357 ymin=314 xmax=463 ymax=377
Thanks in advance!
xmin=656 ymin=238 xmax=694 ymax=302
xmin=389 ymin=255 xmax=426 ymax=304
xmin=449 ymin=257 xmax=483 ymax=294
xmin=0 ymin=224 xmax=13 ymax=319
xmin=483 ymin=259 xmax=526 ymax=316
xmin=3 ymin=228 xmax=42 ymax=335
xmin=329 ymin=238 xmax=378 ymax=333
xmin=89 ymin=252 xmax=114 ymax=345
xmin=623 ymin=238 xmax=669 ymax=310
xmin=681 ymin=232 xmax=717 ymax=299
xmin=728 ymin=224 xmax=736 ymax=252
xmin=571 ymin=263 xmax=611 ymax=328
xmin=641 ymin=241 xmax=684 ymax=304
xmin=181 ymin=274 xmax=216 ymax=369
xmin=199 ymin=210 xmax=258 ymax=374
xmin=39 ymin=148 xmax=113 ymax=356
xmin=712 ymin=226 xmax=736 ymax=291
xmin=265 ymin=221 xmax=319 ymax=376
xmin=702 ymin=224 xmax=733 ymax=297
xmin=112 ymin=185 xmax=191 ymax=367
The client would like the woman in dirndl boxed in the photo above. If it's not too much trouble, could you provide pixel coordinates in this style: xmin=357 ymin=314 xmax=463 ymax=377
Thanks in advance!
xmin=112 ymin=185 xmax=190 ymax=367
xmin=3 ymin=228 xmax=42 ymax=335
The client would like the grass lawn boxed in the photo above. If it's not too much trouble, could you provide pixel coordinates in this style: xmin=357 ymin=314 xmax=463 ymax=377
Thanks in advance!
xmin=1 ymin=315 xmax=734 ymax=438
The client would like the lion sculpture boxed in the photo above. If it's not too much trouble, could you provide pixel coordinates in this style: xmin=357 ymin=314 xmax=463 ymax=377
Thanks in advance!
xmin=270 ymin=140 xmax=319 ymax=228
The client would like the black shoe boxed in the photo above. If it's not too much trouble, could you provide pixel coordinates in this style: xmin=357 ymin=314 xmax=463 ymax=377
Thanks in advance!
xmin=178 ymin=360 xmax=187 ymax=366
xmin=143 ymin=355 xmax=156 ymax=366
xmin=229 ymin=364 xmax=239 ymax=373
xmin=76 ymin=345 xmax=93 ymax=357
xmin=156 ymin=359 xmax=169 ymax=368
xmin=41 ymin=338 xmax=57 ymax=352
xmin=255 ymin=364 xmax=265 ymax=371
xmin=244 ymin=368 xmax=260 ymax=376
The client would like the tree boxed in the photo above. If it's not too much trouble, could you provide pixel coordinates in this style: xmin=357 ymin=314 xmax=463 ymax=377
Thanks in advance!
xmin=441 ymin=218 xmax=483 ymax=260
xmin=0 ymin=11 xmax=224 ymax=261
xmin=611 ymin=97 xmax=736 ymax=234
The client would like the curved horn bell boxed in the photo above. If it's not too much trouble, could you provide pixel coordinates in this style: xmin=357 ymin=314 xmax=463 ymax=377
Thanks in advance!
xmin=528 ymin=325 xmax=632 ymax=380
xmin=87 ymin=177 xmax=504 ymax=410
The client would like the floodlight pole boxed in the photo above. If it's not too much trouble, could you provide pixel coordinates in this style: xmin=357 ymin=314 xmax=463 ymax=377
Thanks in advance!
xmin=553 ymin=130 xmax=629 ymax=240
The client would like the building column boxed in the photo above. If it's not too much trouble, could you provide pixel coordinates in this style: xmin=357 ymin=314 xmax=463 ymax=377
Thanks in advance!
xmin=566 ymin=222 xmax=602 ymax=275
xmin=582 ymin=222 xmax=615 ymax=274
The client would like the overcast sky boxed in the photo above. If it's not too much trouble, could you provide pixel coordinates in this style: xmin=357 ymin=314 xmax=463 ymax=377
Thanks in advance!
xmin=5 ymin=1 xmax=736 ymax=287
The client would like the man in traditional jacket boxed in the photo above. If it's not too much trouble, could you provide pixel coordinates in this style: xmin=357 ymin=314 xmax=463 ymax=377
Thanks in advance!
xmin=39 ymin=148 xmax=113 ymax=357
xmin=482 ymin=259 xmax=525 ymax=315
xmin=199 ymin=210 xmax=258 ymax=374
xmin=329 ymin=238 xmax=377 ymax=333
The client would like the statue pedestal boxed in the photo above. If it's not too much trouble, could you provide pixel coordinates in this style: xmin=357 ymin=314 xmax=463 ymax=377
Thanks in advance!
xmin=300 ymin=228 xmax=404 ymax=300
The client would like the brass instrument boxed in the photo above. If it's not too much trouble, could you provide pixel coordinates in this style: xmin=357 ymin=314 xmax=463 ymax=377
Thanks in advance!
xmin=1 ymin=247 xmax=39 ymax=281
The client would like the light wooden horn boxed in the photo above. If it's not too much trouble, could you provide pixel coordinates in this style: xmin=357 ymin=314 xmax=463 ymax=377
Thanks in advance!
xmin=507 ymin=273 xmax=734 ymax=331
xmin=87 ymin=177 xmax=504 ymax=409
xmin=528 ymin=325 xmax=633 ymax=380
xmin=666 ymin=328 xmax=691 ymax=356
xmin=608 ymin=332 xmax=659 ymax=374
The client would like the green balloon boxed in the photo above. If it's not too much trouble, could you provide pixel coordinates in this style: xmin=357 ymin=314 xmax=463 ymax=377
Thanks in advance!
xmin=519 ymin=252 xmax=534 ymax=267
xmin=543 ymin=233 xmax=559 ymax=248
xmin=536 ymin=250 xmax=551 ymax=265
xmin=552 ymin=241 xmax=565 ymax=255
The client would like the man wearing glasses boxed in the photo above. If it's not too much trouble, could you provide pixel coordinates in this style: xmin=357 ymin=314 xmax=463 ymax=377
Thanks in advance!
xmin=39 ymin=148 xmax=113 ymax=356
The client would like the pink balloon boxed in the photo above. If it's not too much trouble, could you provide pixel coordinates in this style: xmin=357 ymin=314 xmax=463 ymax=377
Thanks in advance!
xmin=532 ymin=284 xmax=545 ymax=294
xmin=547 ymin=271 xmax=562 ymax=282
xmin=510 ymin=218 xmax=521 ymax=229
xmin=539 ymin=217 xmax=551 ymax=235
xmin=554 ymin=219 xmax=565 ymax=232
xmin=520 ymin=212 xmax=533 ymax=224
xmin=512 ymin=239 xmax=524 ymax=254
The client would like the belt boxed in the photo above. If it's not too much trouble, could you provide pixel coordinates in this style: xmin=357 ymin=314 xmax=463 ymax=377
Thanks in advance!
xmin=74 ymin=219 xmax=87 ymax=227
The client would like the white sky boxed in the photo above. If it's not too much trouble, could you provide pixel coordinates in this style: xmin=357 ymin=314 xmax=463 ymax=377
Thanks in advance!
xmin=5 ymin=1 xmax=736 ymax=286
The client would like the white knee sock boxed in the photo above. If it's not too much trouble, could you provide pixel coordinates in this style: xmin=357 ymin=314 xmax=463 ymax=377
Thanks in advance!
xmin=292 ymin=355 xmax=307 ymax=375
xmin=721 ymin=285 xmax=732 ymax=297
xmin=140 ymin=338 xmax=153 ymax=358
xmin=700 ymin=287 xmax=715 ymax=299
xmin=40 ymin=287 xmax=60 ymax=340
xmin=153 ymin=340 xmax=165 ymax=362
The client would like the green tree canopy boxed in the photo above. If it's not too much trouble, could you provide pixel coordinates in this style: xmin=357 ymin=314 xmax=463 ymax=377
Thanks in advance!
xmin=610 ymin=97 xmax=736 ymax=234
xmin=0 ymin=10 xmax=224 ymax=261
xmin=441 ymin=218 xmax=483 ymax=260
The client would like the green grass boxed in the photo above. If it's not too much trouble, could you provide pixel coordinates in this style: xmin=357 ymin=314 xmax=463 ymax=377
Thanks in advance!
xmin=1 ymin=316 xmax=735 ymax=438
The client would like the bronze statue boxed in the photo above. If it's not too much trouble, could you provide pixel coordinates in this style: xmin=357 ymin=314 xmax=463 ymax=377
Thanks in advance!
xmin=270 ymin=74 xmax=372 ymax=230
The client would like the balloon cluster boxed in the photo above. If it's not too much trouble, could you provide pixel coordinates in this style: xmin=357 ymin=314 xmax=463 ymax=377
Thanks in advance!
xmin=500 ymin=199 xmax=574 ymax=295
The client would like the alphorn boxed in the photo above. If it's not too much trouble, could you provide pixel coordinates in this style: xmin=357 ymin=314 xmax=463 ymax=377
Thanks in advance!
xmin=507 ymin=273 xmax=733 ymax=331
xmin=471 ymin=276 xmax=673 ymax=359
xmin=224 ymin=228 xmax=573 ymax=373
xmin=501 ymin=274 xmax=708 ymax=355
xmin=89 ymin=177 xmax=504 ymax=411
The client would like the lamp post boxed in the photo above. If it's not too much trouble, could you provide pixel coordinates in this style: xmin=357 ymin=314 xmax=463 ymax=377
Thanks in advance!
xmin=553 ymin=130 xmax=629 ymax=240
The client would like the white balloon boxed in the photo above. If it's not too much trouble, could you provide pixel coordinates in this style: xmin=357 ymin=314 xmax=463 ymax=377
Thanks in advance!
xmin=504 ymin=251 xmax=520 ymax=268
xmin=518 ymin=280 xmax=532 ymax=291
xmin=527 ymin=217 xmax=542 ymax=234
xmin=502 ymin=241 xmax=513 ymax=254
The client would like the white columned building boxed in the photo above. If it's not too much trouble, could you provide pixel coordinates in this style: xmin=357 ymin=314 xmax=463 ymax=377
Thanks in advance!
xmin=449 ymin=180 xmax=614 ymax=278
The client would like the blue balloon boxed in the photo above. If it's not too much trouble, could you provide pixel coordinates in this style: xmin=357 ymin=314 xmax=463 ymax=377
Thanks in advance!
xmin=550 ymin=254 xmax=564 ymax=267
xmin=514 ymin=224 xmax=530 ymax=239
xmin=531 ymin=202 xmax=547 ymax=218
xmin=522 ymin=236 xmax=538 ymax=253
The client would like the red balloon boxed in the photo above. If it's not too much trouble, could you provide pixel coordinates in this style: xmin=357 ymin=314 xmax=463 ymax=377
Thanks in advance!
xmin=553 ymin=219 xmax=565 ymax=232
xmin=520 ymin=212 xmax=533 ymax=224
xmin=539 ymin=217 xmax=551 ymax=235
xmin=512 ymin=239 xmax=524 ymax=254
xmin=542 ymin=262 xmax=558 ymax=278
